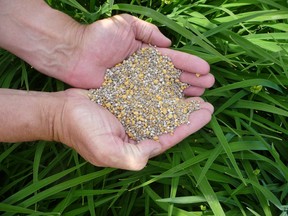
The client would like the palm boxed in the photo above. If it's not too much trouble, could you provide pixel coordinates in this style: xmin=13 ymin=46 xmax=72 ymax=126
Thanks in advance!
xmin=67 ymin=14 xmax=171 ymax=88
xmin=67 ymin=14 xmax=214 ymax=98
xmin=59 ymin=89 xmax=213 ymax=170
xmin=60 ymin=89 xmax=127 ymax=164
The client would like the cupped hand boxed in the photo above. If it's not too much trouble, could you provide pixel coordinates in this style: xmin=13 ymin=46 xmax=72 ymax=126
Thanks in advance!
xmin=65 ymin=14 xmax=171 ymax=88
xmin=55 ymin=88 xmax=213 ymax=170
xmin=53 ymin=14 xmax=215 ymax=170
xmin=64 ymin=14 xmax=214 ymax=94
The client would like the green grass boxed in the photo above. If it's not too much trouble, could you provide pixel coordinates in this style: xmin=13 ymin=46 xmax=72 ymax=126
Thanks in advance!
xmin=1 ymin=0 xmax=288 ymax=215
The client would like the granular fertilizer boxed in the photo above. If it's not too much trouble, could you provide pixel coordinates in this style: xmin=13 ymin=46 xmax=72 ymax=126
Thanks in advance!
xmin=88 ymin=47 xmax=200 ymax=142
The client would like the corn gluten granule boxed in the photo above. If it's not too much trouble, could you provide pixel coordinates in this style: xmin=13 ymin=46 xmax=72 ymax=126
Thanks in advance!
xmin=88 ymin=47 xmax=200 ymax=142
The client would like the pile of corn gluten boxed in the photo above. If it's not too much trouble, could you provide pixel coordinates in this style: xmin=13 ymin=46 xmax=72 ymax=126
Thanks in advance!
xmin=88 ymin=47 xmax=200 ymax=142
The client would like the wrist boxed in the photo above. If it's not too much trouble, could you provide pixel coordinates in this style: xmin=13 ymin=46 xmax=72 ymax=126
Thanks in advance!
xmin=38 ymin=91 xmax=67 ymax=143
xmin=0 ymin=89 xmax=66 ymax=143
xmin=0 ymin=0 xmax=85 ymax=82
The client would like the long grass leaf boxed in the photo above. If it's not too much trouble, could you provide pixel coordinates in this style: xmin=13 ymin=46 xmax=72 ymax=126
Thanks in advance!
xmin=59 ymin=0 xmax=88 ymax=12
xmin=3 ymin=163 xmax=86 ymax=204
xmin=0 ymin=143 xmax=20 ymax=164
xmin=19 ymin=168 xmax=115 ymax=207
xmin=180 ymin=142 xmax=225 ymax=215
xmin=233 ymin=100 xmax=288 ymax=117
xmin=157 ymin=196 xmax=206 ymax=204
xmin=168 ymin=151 xmax=180 ymax=216
xmin=214 ymin=11 xmax=288 ymax=23
xmin=145 ymin=185 xmax=197 ymax=216
xmin=112 ymin=4 xmax=231 ymax=63
xmin=243 ymin=160 xmax=272 ymax=216
xmin=62 ymin=195 xmax=118 ymax=216
xmin=205 ymin=79 xmax=282 ymax=96
xmin=240 ymin=120 xmax=288 ymax=181
xmin=20 ymin=61 xmax=29 ymax=91
xmin=0 ymin=203 xmax=50 ymax=215
xmin=214 ymin=90 xmax=248 ymax=115
xmin=205 ymin=11 xmax=270 ymax=37
xmin=196 ymin=144 xmax=223 ymax=187
xmin=210 ymin=116 xmax=246 ymax=185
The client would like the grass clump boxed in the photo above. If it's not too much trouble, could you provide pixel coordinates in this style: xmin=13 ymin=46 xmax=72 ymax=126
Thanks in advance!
xmin=1 ymin=0 xmax=288 ymax=215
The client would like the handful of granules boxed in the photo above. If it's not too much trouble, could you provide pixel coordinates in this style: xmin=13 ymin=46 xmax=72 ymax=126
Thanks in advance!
xmin=88 ymin=47 xmax=200 ymax=142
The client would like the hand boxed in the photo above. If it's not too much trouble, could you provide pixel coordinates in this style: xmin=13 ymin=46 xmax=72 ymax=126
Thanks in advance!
xmin=64 ymin=14 xmax=171 ymax=88
xmin=0 ymin=2 xmax=214 ymax=95
xmin=53 ymin=14 xmax=215 ymax=170
xmin=64 ymin=14 xmax=215 ymax=93
xmin=55 ymin=88 xmax=213 ymax=170
xmin=0 ymin=2 xmax=215 ymax=169
xmin=0 ymin=86 xmax=213 ymax=170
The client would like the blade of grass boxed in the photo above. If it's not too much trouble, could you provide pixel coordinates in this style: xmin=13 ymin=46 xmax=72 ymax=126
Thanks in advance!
xmin=246 ymin=179 xmax=283 ymax=210
xmin=246 ymin=39 xmax=288 ymax=53
xmin=59 ymin=0 xmax=88 ymax=12
xmin=195 ymin=144 xmax=223 ymax=187
xmin=221 ymin=184 xmax=247 ymax=216
xmin=112 ymin=4 xmax=231 ymax=64
xmin=20 ymin=61 xmax=29 ymax=91
xmin=144 ymin=185 xmax=198 ymax=216
xmin=0 ymin=64 xmax=20 ymax=88
xmin=3 ymin=163 xmax=86 ymax=204
xmin=180 ymin=141 xmax=225 ymax=215
xmin=233 ymin=100 xmax=288 ymax=117
xmin=204 ymin=10 xmax=270 ymax=37
xmin=0 ymin=173 xmax=32 ymax=196
xmin=213 ymin=10 xmax=288 ymax=23
xmin=0 ymin=203 xmax=55 ymax=215
xmin=131 ymin=138 xmax=268 ymax=190
xmin=244 ymin=33 xmax=288 ymax=40
xmin=19 ymin=168 xmax=115 ymax=208
xmin=52 ymin=188 xmax=75 ymax=214
xmin=157 ymin=196 xmax=206 ymax=204
xmin=173 ymin=16 xmax=215 ymax=47
xmin=62 ymin=195 xmax=118 ymax=215
xmin=0 ymin=143 xmax=20 ymax=164
xmin=226 ymin=30 xmax=283 ymax=66
xmin=168 ymin=150 xmax=180 ymax=216
xmin=205 ymin=79 xmax=282 ymax=96
xmin=210 ymin=116 xmax=246 ymax=185
xmin=223 ymin=110 xmax=284 ymax=134
xmin=256 ymin=0 xmax=288 ymax=10
xmin=240 ymin=120 xmax=288 ymax=181
xmin=214 ymin=90 xmax=248 ymax=115
xmin=242 ymin=160 xmax=272 ymax=216
xmin=33 ymin=141 xmax=46 ymax=212
xmin=257 ymin=92 xmax=288 ymax=111
xmin=87 ymin=178 xmax=96 ymax=216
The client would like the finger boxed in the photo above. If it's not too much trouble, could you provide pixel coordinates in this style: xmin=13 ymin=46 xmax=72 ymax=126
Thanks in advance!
xmin=122 ymin=14 xmax=171 ymax=47
xmin=157 ymin=48 xmax=210 ymax=75
xmin=183 ymin=86 xmax=205 ymax=96
xmin=180 ymin=72 xmax=215 ymax=88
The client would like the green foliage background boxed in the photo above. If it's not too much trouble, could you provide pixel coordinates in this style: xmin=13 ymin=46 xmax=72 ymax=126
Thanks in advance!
xmin=1 ymin=0 xmax=288 ymax=215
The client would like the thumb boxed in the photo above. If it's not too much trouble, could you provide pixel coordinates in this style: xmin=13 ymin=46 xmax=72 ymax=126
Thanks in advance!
xmin=123 ymin=14 xmax=171 ymax=47
xmin=120 ymin=140 xmax=162 ymax=171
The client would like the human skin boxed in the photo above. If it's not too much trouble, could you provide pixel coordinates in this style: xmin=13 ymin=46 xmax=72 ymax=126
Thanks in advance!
xmin=0 ymin=0 xmax=215 ymax=170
